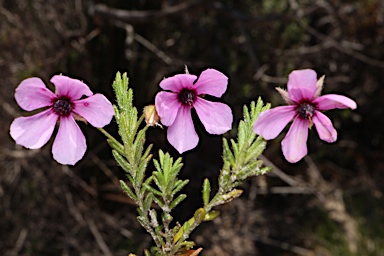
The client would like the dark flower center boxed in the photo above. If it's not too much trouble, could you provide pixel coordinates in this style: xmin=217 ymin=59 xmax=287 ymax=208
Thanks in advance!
xmin=297 ymin=102 xmax=315 ymax=119
xmin=53 ymin=97 xmax=73 ymax=116
xmin=178 ymin=88 xmax=197 ymax=106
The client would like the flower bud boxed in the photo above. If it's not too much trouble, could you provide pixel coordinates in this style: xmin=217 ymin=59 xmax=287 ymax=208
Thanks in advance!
xmin=143 ymin=105 xmax=162 ymax=128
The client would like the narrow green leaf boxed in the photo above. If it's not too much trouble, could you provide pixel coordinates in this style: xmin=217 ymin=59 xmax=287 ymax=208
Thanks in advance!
xmin=144 ymin=184 xmax=163 ymax=197
xmin=245 ymin=138 xmax=267 ymax=163
xmin=152 ymin=196 xmax=165 ymax=208
xmin=171 ymin=179 xmax=189 ymax=196
xmin=126 ymin=173 xmax=136 ymax=188
xmin=112 ymin=72 xmax=123 ymax=109
xmin=112 ymin=150 xmax=133 ymax=175
xmin=222 ymin=138 xmax=235 ymax=167
xmin=144 ymin=192 xmax=154 ymax=212
xmin=169 ymin=194 xmax=187 ymax=210
xmin=133 ymin=127 xmax=148 ymax=160
xmin=152 ymin=172 xmax=165 ymax=194
xmin=218 ymin=165 xmax=230 ymax=190
xmin=173 ymin=226 xmax=184 ymax=244
xmin=193 ymin=208 xmax=205 ymax=225
xmin=144 ymin=175 xmax=154 ymax=185
xmin=237 ymin=120 xmax=246 ymax=148
xmin=120 ymin=180 xmax=137 ymax=201
xmin=119 ymin=114 xmax=131 ymax=151
xmin=202 ymin=178 xmax=211 ymax=206
xmin=106 ymin=138 xmax=125 ymax=156
xmin=158 ymin=150 xmax=165 ymax=167
xmin=97 ymin=128 xmax=125 ymax=156
xmin=242 ymin=104 xmax=250 ymax=124
xmin=236 ymin=161 xmax=263 ymax=180
xmin=230 ymin=139 xmax=239 ymax=158
xmin=135 ymin=154 xmax=152 ymax=188
xmin=214 ymin=189 xmax=243 ymax=206
xmin=140 ymin=176 xmax=153 ymax=195
xmin=203 ymin=210 xmax=220 ymax=221
xmin=258 ymin=166 xmax=272 ymax=175
xmin=113 ymin=105 xmax=120 ymax=123
xmin=153 ymin=159 xmax=161 ymax=173
xmin=141 ymin=144 xmax=153 ymax=161
xmin=172 ymin=157 xmax=183 ymax=170
xmin=254 ymin=98 xmax=263 ymax=118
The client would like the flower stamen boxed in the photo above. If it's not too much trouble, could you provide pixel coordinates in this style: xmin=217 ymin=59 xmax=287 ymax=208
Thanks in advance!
xmin=53 ymin=97 xmax=73 ymax=116
xmin=297 ymin=102 xmax=315 ymax=120
xmin=178 ymin=88 xmax=197 ymax=106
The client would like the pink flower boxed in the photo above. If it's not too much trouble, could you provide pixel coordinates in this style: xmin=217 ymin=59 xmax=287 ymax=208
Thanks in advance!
xmin=155 ymin=68 xmax=233 ymax=153
xmin=253 ymin=69 xmax=357 ymax=163
xmin=10 ymin=75 xmax=115 ymax=165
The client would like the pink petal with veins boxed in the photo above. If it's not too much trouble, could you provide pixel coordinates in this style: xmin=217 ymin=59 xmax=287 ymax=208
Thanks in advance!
xmin=51 ymin=75 xmax=93 ymax=100
xmin=159 ymin=74 xmax=197 ymax=92
xmin=155 ymin=91 xmax=181 ymax=126
xmin=73 ymin=94 xmax=114 ymax=128
xmin=167 ymin=106 xmax=198 ymax=154
xmin=52 ymin=116 xmax=86 ymax=165
xmin=313 ymin=94 xmax=357 ymax=111
xmin=253 ymin=105 xmax=296 ymax=140
xmin=194 ymin=97 xmax=232 ymax=134
xmin=281 ymin=117 xmax=309 ymax=163
xmin=15 ymin=77 xmax=56 ymax=111
xmin=10 ymin=109 xmax=58 ymax=149
xmin=194 ymin=69 xmax=228 ymax=97
xmin=313 ymin=111 xmax=337 ymax=143
xmin=287 ymin=69 xmax=317 ymax=102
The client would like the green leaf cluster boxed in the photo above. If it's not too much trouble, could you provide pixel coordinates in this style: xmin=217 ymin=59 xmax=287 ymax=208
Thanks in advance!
xmin=147 ymin=150 xmax=188 ymax=212
xmin=146 ymin=151 xmax=189 ymax=255
xmin=205 ymin=98 xmax=272 ymax=210
xmin=219 ymin=98 xmax=272 ymax=193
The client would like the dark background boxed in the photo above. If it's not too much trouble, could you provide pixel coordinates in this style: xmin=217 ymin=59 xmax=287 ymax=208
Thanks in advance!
xmin=1 ymin=0 xmax=383 ymax=255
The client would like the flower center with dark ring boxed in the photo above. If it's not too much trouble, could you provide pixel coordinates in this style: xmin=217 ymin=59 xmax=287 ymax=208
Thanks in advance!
xmin=297 ymin=102 xmax=315 ymax=119
xmin=178 ymin=88 xmax=197 ymax=106
xmin=53 ymin=97 xmax=73 ymax=116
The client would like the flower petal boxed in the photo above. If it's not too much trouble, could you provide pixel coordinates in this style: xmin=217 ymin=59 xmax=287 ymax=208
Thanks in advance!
xmin=313 ymin=94 xmax=357 ymax=110
xmin=15 ymin=77 xmax=56 ymax=111
xmin=10 ymin=109 xmax=57 ymax=149
xmin=73 ymin=94 xmax=114 ymax=128
xmin=194 ymin=98 xmax=232 ymax=134
xmin=193 ymin=69 xmax=228 ymax=97
xmin=287 ymin=69 xmax=318 ymax=102
xmin=50 ymin=75 xmax=93 ymax=100
xmin=253 ymin=106 xmax=296 ymax=140
xmin=281 ymin=117 xmax=309 ymax=163
xmin=159 ymin=74 xmax=197 ymax=92
xmin=313 ymin=111 xmax=337 ymax=143
xmin=167 ymin=106 xmax=198 ymax=154
xmin=52 ymin=116 xmax=86 ymax=165
xmin=155 ymin=91 xmax=181 ymax=126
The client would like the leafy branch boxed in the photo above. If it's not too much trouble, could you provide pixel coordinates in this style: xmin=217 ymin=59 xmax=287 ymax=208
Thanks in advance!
xmin=101 ymin=73 xmax=189 ymax=256
xmin=145 ymin=150 xmax=189 ymax=255
xmin=171 ymin=98 xmax=272 ymax=253
xmin=100 ymin=72 xmax=160 ymax=248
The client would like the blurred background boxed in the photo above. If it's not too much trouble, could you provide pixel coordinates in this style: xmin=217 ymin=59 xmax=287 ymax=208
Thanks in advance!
xmin=1 ymin=0 xmax=384 ymax=255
